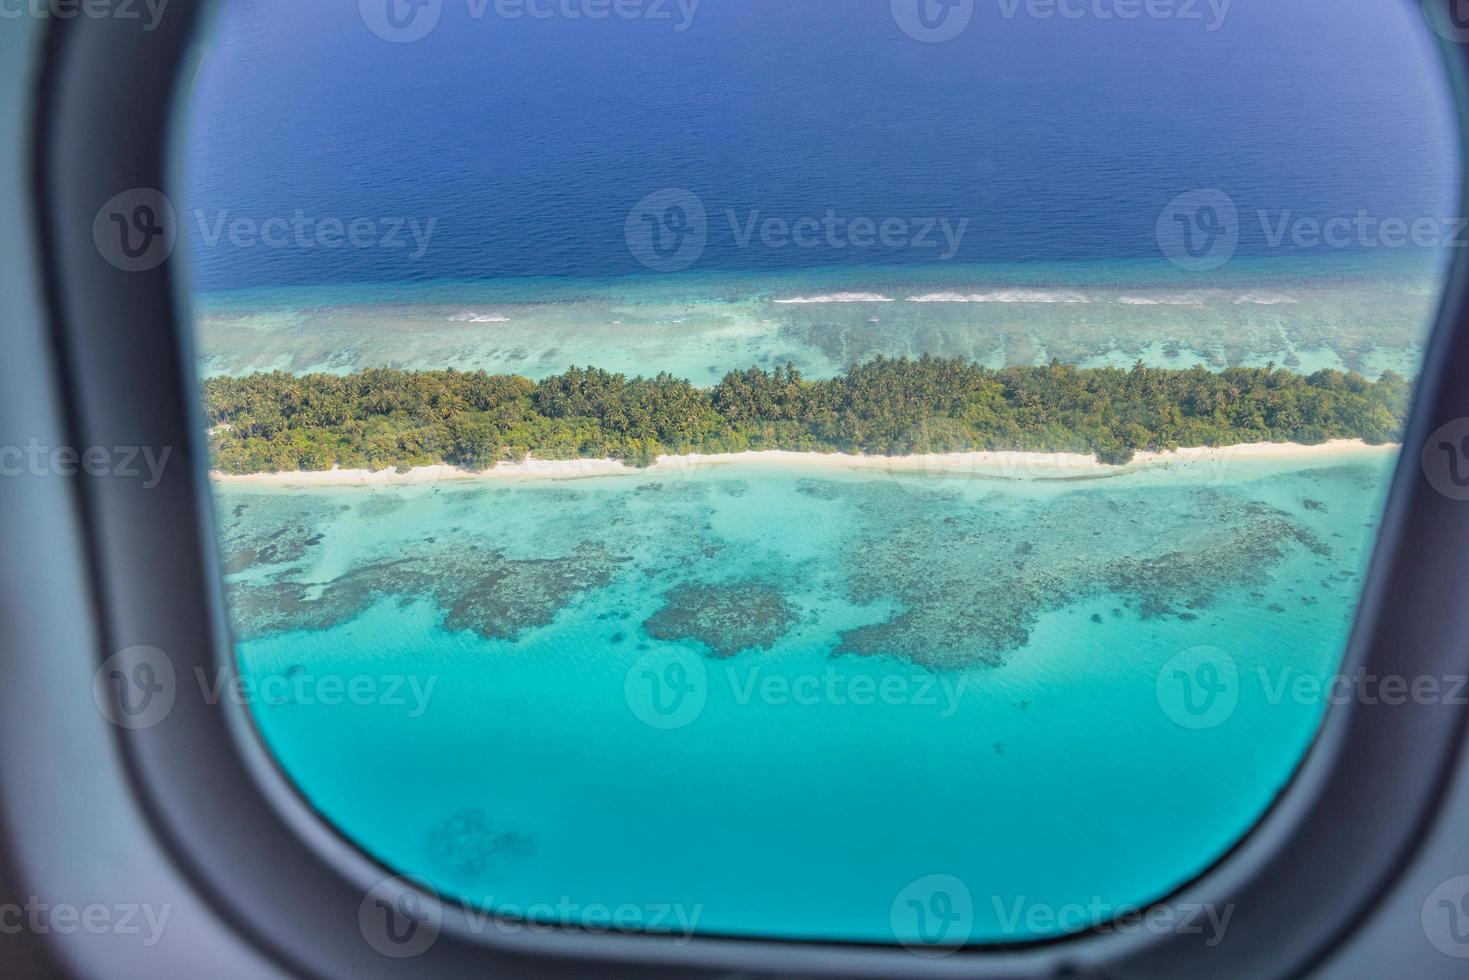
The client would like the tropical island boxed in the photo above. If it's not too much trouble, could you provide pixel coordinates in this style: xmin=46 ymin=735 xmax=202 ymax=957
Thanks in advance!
xmin=202 ymin=357 xmax=1410 ymax=475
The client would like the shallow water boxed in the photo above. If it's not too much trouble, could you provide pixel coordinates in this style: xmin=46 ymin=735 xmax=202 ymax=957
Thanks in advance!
xmin=217 ymin=448 xmax=1395 ymax=944
xmin=194 ymin=255 xmax=1436 ymax=383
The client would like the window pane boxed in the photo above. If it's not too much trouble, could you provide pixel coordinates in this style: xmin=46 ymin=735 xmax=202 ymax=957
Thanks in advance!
xmin=184 ymin=0 xmax=1456 ymax=949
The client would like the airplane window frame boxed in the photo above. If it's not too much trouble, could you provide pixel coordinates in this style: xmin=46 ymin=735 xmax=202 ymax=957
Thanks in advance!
xmin=15 ymin=1 xmax=1469 ymax=975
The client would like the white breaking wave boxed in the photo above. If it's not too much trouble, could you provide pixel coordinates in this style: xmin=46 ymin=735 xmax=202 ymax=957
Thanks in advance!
xmin=1233 ymin=293 xmax=1299 ymax=305
xmin=448 ymin=311 xmax=512 ymax=322
xmin=772 ymin=293 xmax=897 ymax=304
xmin=905 ymin=290 xmax=1090 ymax=304
xmin=1117 ymin=295 xmax=1205 ymax=307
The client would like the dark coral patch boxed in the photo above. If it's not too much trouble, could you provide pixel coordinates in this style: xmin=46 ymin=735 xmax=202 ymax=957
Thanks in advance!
xmin=225 ymin=541 xmax=624 ymax=642
xmin=216 ymin=495 xmax=350 ymax=573
xmin=830 ymin=483 xmax=1331 ymax=669
xmin=643 ymin=581 xmax=798 ymax=658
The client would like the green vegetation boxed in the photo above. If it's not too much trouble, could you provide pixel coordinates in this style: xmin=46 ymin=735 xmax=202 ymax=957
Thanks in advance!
xmin=202 ymin=358 xmax=1411 ymax=474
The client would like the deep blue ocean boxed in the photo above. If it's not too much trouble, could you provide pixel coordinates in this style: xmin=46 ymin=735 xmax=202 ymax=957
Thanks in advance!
xmin=184 ymin=0 xmax=1457 ymax=289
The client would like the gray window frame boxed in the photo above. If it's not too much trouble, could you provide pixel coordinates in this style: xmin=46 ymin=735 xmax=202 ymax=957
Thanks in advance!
xmin=6 ymin=1 xmax=1469 ymax=975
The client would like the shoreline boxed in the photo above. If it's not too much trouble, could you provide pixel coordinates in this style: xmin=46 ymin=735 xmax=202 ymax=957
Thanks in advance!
xmin=209 ymin=440 xmax=1397 ymax=487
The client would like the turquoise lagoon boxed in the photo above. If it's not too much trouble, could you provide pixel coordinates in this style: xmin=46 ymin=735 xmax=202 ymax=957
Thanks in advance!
xmin=218 ymin=446 xmax=1397 ymax=944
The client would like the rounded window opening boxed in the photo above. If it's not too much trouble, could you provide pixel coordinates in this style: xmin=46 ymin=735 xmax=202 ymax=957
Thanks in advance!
xmin=187 ymin=0 xmax=1457 ymax=950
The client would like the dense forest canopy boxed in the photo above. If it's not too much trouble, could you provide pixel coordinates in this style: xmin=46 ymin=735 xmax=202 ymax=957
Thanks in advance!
xmin=202 ymin=358 xmax=1412 ymax=473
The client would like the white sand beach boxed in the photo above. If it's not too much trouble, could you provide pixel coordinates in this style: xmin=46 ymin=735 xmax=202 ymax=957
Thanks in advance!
xmin=209 ymin=439 xmax=1397 ymax=487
